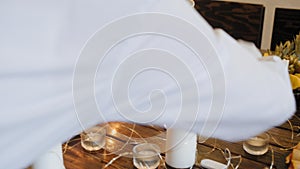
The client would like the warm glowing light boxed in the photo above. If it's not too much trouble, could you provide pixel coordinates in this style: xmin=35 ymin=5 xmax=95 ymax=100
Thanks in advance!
xmin=188 ymin=0 xmax=195 ymax=7
xmin=111 ymin=128 xmax=117 ymax=135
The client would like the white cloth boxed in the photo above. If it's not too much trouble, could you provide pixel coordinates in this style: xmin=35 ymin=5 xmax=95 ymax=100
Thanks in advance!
xmin=32 ymin=144 xmax=65 ymax=169
xmin=0 ymin=0 xmax=295 ymax=168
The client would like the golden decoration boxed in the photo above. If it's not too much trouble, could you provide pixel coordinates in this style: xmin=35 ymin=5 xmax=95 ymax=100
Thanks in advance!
xmin=264 ymin=32 xmax=300 ymax=89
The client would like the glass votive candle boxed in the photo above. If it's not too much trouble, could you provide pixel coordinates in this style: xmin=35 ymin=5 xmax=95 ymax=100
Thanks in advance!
xmin=133 ymin=143 xmax=161 ymax=169
xmin=80 ymin=125 xmax=106 ymax=151
xmin=243 ymin=133 xmax=269 ymax=155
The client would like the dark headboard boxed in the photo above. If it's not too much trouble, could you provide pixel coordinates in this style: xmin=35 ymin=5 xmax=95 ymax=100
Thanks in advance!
xmin=194 ymin=0 xmax=265 ymax=48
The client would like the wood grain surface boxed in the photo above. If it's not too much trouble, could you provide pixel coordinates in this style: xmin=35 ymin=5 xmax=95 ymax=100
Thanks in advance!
xmin=63 ymin=114 xmax=300 ymax=169
xmin=194 ymin=0 xmax=265 ymax=48
xmin=271 ymin=8 xmax=300 ymax=50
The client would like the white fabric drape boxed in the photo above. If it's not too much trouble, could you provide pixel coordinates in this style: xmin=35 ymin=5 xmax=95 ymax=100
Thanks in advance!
xmin=0 ymin=0 xmax=295 ymax=168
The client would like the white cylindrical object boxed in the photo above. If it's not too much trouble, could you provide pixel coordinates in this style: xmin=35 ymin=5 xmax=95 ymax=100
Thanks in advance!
xmin=165 ymin=129 xmax=197 ymax=168
xmin=32 ymin=144 xmax=65 ymax=169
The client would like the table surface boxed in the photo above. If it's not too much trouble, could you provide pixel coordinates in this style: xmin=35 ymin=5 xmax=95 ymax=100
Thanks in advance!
xmin=63 ymin=113 xmax=300 ymax=169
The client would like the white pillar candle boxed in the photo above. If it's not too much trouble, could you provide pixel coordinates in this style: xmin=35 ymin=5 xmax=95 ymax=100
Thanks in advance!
xmin=166 ymin=129 xmax=197 ymax=168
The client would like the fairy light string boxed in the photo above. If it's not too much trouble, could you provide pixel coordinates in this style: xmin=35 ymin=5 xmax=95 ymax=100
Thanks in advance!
xmin=62 ymin=114 xmax=300 ymax=169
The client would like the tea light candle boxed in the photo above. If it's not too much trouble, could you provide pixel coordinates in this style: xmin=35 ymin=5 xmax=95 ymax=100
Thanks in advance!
xmin=243 ymin=133 xmax=269 ymax=156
